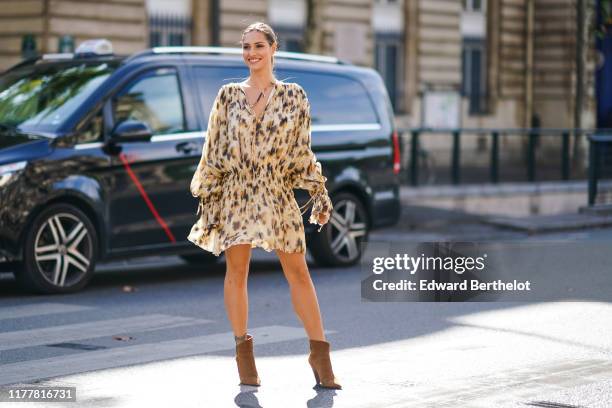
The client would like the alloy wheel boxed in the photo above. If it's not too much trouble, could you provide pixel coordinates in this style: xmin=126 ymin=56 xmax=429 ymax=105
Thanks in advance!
xmin=327 ymin=199 xmax=367 ymax=263
xmin=306 ymin=192 xmax=370 ymax=267
xmin=33 ymin=212 xmax=93 ymax=287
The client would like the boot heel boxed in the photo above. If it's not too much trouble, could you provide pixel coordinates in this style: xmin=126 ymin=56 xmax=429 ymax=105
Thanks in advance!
xmin=235 ymin=334 xmax=261 ymax=386
xmin=311 ymin=366 xmax=320 ymax=384
xmin=308 ymin=339 xmax=342 ymax=390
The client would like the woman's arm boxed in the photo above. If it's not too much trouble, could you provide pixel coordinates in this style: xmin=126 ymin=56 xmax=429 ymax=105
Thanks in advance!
xmin=289 ymin=85 xmax=333 ymax=231
xmin=190 ymin=85 xmax=227 ymax=204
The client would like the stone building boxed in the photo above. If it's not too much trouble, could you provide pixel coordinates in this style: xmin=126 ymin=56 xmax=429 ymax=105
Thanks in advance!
xmin=0 ymin=0 xmax=596 ymax=150
xmin=0 ymin=0 xmax=148 ymax=69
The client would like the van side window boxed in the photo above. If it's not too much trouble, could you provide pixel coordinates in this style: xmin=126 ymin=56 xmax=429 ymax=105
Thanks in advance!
xmin=280 ymin=72 xmax=379 ymax=125
xmin=112 ymin=67 xmax=186 ymax=135
xmin=77 ymin=107 xmax=103 ymax=143
xmin=192 ymin=66 xmax=247 ymax=128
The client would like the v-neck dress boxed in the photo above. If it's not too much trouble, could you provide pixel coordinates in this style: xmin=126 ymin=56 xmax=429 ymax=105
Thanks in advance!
xmin=187 ymin=80 xmax=333 ymax=256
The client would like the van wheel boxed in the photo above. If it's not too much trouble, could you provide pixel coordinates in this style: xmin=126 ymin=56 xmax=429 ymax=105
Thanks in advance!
xmin=180 ymin=253 xmax=219 ymax=265
xmin=15 ymin=204 xmax=98 ymax=294
xmin=308 ymin=192 xmax=369 ymax=267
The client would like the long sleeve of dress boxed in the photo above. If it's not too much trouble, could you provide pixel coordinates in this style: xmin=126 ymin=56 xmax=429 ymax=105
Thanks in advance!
xmin=289 ymin=88 xmax=333 ymax=232
xmin=190 ymin=85 xmax=227 ymax=233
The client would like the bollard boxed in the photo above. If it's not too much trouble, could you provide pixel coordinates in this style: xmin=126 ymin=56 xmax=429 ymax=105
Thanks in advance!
xmin=562 ymin=131 xmax=570 ymax=180
xmin=452 ymin=131 xmax=460 ymax=185
xmin=490 ymin=131 xmax=499 ymax=183
xmin=528 ymin=131 xmax=536 ymax=182
xmin=410 ymin=130 xmax=419 ymax=186
xmin=588 ymin=137 xmax=598 ymax=206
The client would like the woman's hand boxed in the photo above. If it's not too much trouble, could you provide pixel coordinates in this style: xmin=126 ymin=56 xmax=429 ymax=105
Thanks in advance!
xmin=317 ymin=211 xmax=330 ymax=226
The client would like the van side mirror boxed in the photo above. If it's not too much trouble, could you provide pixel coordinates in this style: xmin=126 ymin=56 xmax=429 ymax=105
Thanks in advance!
xmin=111 ymin=120 xmax=152 ymax=141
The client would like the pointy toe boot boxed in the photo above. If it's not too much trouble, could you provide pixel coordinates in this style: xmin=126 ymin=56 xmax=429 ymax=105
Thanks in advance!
xmin=308 ymin=339 xmax=342 ymax=389
xmin=235 ymin=334 xmax=261 ymax=386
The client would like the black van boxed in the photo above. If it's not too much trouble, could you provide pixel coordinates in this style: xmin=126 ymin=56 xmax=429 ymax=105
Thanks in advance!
xmin=0 ymin=41 xmax=401 ymax=294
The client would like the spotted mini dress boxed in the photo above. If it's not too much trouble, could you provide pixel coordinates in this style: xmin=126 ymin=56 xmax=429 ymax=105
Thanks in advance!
xmin=187 ymin=80 xmax=333 ymax=256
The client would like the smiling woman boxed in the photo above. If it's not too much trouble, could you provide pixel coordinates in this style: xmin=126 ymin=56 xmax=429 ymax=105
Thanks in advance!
xmin=188 ymin=21 xmax=342 ymax=390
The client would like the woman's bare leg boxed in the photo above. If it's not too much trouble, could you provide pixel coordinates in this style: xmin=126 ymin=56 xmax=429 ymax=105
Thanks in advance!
xmin=224 ymin=244 xmax=252 ymax=337
xmin=275 ymin=249 xmax=326 ymax=341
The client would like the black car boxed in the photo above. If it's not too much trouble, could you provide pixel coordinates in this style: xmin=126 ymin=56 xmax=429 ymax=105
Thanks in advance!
xmin=0 ymin=40 xmax=401 ymax=294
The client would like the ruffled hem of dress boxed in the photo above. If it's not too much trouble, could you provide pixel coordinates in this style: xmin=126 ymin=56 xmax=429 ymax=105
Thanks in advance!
xmin=187 ymin=227 xmax=306 ymax=256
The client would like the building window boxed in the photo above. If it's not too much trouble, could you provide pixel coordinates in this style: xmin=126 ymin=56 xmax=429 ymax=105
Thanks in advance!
xmin=148 ymin=13 xmax=192 ymax=47
xmin=275 ymin=27 xmax=305 ymax=52
xmin=462 ymin=38 xmax=487 ymax=115
xmin=463 ymin=0 xmax=482 ymax=12
xmin=375 ymin=33 xmax=403 ymax=112
xmin=284 ymin=38 xmax=303 ymax=52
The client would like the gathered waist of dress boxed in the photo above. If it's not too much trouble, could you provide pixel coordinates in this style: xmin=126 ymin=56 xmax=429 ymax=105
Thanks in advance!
xmin=223 ymin=166 xmax=293 ymax=187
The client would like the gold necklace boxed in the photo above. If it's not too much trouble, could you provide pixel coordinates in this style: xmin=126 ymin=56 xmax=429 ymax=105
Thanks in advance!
xmin=245 ymin=80 xmax=275 ymax=108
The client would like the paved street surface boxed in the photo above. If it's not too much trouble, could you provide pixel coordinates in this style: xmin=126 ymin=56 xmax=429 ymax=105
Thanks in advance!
xmin=0 ymin=205 xmax=611 ymax=407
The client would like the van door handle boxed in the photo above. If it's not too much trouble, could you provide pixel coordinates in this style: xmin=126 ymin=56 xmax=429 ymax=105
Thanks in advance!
xmin=176 ymin=141 xmax=198 ymax=155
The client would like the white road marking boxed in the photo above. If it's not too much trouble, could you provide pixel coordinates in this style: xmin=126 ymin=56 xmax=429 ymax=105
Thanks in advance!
xmin=0 ymin=303 xmax=94 ymax=320
xmin=0 ymin=314 xmax=212 ymax=352
xmin=0 ymin=325 xmax=319 ymax=386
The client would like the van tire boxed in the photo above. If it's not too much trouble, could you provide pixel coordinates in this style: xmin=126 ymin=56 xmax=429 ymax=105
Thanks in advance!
xmin=15 ymin=203 xmax=98 ymax=294
xmin=308 ymin=192 xmax=369 ymax=267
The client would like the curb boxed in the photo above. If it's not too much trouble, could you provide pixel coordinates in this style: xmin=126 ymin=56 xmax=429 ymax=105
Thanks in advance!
xmin=481 ymin=213 xmax=612 ymax=233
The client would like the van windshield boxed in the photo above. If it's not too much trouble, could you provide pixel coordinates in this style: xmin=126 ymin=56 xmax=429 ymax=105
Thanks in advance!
xmin=0 ymin=61 xmax=118 ymax=134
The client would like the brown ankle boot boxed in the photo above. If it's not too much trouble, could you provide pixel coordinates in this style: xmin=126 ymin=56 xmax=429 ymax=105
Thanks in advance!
xmin=308 ymin=339 xmax=342 ymax=389
xmin=235 ymin=334 xmax=261 ymax=386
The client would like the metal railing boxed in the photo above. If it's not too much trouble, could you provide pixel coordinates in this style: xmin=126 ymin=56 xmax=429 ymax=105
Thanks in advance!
xmin=397 ymin=128 xmax=599 ymax=187
xmin=588 ymin=133 xmax=612 ymax=206
xmin=398 ymin=127 xmax=612 ymax=207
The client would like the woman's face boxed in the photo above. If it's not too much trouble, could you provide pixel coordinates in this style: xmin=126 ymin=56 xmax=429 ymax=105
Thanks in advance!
xmin=241 ymin=31 xmax=276 ymax=73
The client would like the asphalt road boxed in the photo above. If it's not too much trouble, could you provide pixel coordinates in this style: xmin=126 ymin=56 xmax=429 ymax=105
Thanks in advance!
xmin=0 ymin=206 xmax=611 ymax=407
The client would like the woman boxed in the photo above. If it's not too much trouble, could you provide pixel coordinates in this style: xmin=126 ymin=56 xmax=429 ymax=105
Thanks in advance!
xmin=187 ymin=22 xmax=341 ymax=389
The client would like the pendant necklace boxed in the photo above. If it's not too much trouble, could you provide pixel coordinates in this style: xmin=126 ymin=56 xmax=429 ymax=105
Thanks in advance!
xmin=245 ymin=80 xmax=275 ymax=109
xmin=244 ymin=80 xmax=275 ymax=172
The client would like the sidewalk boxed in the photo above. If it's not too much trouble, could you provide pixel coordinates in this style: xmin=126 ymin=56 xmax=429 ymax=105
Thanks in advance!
xmin=482 ymin=212 xmax=612 ymax=233
xmin=399 ymin=182 xmax=612 ymax=234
